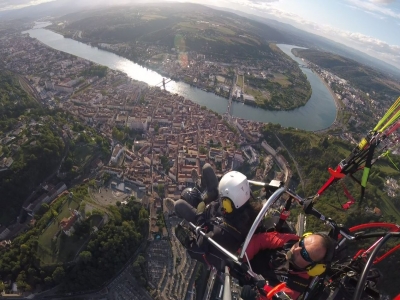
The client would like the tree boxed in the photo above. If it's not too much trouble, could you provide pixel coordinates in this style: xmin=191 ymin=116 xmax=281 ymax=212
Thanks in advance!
xmin=52 ymin=266 xmax=65 ymax=284
xmin=112 ymin=127 xmax=124 ymax=141
xmin=132 ymin=261 xmax=141 ymax=273
xmin=199 ymin=146 xmax=207 ymax=155
xmin=79 ymin=251 xmax=92 ymax=263
xmin=116 ymin=201 xmax=121 ymax=207
xmin=20 ymin=244 xmax=29 ymax=253
xmin=157 ymin=184 xmax=165 ymax=197
xmin=38 ymin=203 xmax=50 ymax=215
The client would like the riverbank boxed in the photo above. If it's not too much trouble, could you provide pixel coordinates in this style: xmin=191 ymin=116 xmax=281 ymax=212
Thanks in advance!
xmin=47 ymin=27 xmax=311 ymax=112
xmin=24 ymin=27 xmax=337 ymax=130
xmin=314 ymin=71 xmax=341 ymax=121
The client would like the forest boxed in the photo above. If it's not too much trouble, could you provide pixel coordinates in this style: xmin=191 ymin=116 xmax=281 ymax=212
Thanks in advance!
xmin=0 ymin=184 xmax=149 ymax=294
xmin=0 ymin=69 xmax=112 ymax=224
xmin=0 ymin=71 xmax=63 ymax=224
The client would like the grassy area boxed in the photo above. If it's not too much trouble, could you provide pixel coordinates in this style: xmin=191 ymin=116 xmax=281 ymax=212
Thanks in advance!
xmin=376 ymin=164 xmax=400 ymax=176
xmin=141 ymin=14 xmax=166 ymax=21
xmin=246 ymin=86 xmax=264 ymax=103
xmin=178 ymin=21 xmax=208 ymax=31
xmin=37 ymin=196 xmax=84 ymax=264
xmin=376 ymin=190 xmax=400 ymax=223
xmin=236 ymin=75 xmax=244 ymax=89
xmin=335 ymin=146 xmax=351 ymax=157
xmin=219 ymin=37 xmax=233 ymax=44
xmin=272 ymin=73 xmax=291 ymax=88
xmin=216 ymin=26 xmax=235 ymax=35
xmin=74 ymin=144 xmax=97 ymax=166
xmin=57 ymin=233 xmax=89 ymax=262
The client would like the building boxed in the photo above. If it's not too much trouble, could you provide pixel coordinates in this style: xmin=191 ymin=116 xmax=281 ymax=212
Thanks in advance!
xmin=110 ymin=144 xmax=124 ymax=165
xmin=0 ymin=226 xmax=11 ymax=240
xmin=60 ymin=209 xmax=82 ymax=236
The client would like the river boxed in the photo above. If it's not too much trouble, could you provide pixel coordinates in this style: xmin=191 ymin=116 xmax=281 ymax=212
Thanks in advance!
xmin=23 ymin=22 xmax=336 ymax=131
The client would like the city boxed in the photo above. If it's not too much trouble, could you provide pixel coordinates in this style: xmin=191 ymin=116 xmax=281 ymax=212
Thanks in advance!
xmin=1 ymin=3 xmax=400 ymax=299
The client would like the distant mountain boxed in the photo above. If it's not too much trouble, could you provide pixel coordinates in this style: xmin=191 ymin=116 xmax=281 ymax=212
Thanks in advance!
xmin=207 ymin=6 xmax=400 ymax=80
xmin=48 ymin=2 xmax=297 ymax=60
xmin=3 ymin=0 xmax=399 ymax=79
xmin=0 ymin=0 xmax=124 ymax=21
xmin=294 ymin=48 xmax=400 ymax=103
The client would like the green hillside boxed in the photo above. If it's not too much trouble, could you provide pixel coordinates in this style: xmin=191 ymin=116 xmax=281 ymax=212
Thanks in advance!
xmin=294 ymin=48 xmax=400 ymax=102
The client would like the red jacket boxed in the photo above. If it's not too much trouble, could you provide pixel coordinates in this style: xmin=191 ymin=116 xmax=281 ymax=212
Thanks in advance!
xmin=244 ymin=232 xmax=310 ymax=300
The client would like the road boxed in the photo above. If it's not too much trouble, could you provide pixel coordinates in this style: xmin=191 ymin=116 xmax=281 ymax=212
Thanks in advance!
xmin=274 ymin=133 xmax=305 ymax=191
xmin=226 ymin=73 xmax=237 ymax=116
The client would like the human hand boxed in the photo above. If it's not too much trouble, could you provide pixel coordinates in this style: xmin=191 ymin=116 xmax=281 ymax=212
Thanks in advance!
xmin=196 ymin=201 xmax=205 ymax=213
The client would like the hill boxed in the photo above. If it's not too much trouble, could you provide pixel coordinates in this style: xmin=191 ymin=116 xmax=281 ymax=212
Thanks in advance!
xmin=208 ymin=5 xmax=400 ymax=80
xmin=293 ymin=48 xmax=400 ymax=102
xmin=0 ymin=71 xmax=64 ymax=224
xmin=50 ymin=3 xmax=291 ymax=60
xmin=44 ymin=3 xmax=312 ymax=110
xmin=0 ymin=70 xmax=111 ymax=225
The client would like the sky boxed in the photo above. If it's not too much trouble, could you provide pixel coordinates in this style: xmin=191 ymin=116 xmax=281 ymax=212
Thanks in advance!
xmin=1 ymin=0 xmax=400 ymax=70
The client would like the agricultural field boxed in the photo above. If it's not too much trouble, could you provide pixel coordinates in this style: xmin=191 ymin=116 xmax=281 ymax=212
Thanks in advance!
xmin=141 ymin=14 xmax=166 ymax=21
xmin=236 ymin=75 xmax=244 ymax=89
xmin=271 ymin=73 xmax=291 ymax=88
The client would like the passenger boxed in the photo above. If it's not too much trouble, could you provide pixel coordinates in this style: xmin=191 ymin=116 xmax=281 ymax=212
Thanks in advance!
xmin=240 ymin=232 xmax=335 ymax=300
xmin=174 ymin=166 xmax=261 ymax=270
xmin=174 ymin=163 xmax=219 ymax=221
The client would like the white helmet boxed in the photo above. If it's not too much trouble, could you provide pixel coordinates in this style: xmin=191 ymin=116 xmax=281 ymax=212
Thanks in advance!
xmin=218 ymin=171 xmax=250 ymax=213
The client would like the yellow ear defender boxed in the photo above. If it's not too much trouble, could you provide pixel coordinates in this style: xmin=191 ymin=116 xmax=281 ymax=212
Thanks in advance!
xmin=221 ymin=197 xmax=233 ymax=213
xmin=301 ymin=232 xmax=327 ymax=277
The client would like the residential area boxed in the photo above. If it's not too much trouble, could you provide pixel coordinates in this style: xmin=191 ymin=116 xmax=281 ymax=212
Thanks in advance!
xmin=0 ymin=31 xmax=291 ymax=299
xmin=1 ymin=27 xmax=399 ymax=300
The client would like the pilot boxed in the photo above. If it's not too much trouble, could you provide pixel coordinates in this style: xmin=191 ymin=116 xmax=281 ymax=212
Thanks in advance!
xmin=240 ymin=232 xmax=335 ymax=300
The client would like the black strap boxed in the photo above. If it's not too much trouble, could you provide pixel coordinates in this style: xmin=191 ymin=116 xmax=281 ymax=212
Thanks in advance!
xmin=211 ymin=217 xmax=243 ymax=242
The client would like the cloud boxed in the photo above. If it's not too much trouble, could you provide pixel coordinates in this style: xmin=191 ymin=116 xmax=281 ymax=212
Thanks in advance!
xmin=235 ymin=2 xmax=400 ymax=69
xmin=216 ymin=0 xmax=400 ymax=69
xmin=0 ymin=0 xmax=55 ymax=11
xmin=245 ymin=0 xmax=278 ymax=3
xmin=345 ymin=4 xmax=386 ymax=19
xmin=346 ymin=0 xmax=400 ymax=19
xmin=313 ymin=24 xmax=400 ymax=69
xmin=369 ymin=0 xmax=395 ymax=4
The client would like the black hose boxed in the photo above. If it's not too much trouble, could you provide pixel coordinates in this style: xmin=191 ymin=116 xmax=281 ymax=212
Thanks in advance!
xmin=353 ymin=232 xmax=400 ymax=300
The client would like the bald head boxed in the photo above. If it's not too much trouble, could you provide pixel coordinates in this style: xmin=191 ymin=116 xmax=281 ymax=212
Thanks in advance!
xmin=304 ymin=234 xmax=327 ymax=262
xmin=289 ymin=233 xmax=333 ymax=269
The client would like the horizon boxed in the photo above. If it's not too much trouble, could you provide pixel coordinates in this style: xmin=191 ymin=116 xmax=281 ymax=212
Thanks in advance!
xmin=0 ymin=0 xmax=399 ymax=71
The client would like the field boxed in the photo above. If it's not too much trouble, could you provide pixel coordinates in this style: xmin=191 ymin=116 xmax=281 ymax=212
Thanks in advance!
xmin=37 ymin=195 xmax=87 ymax=264
xmin=272 ymin=73 xmax=291 ymax=88
xmin=141 ymin=14 xmax=166 ymax=21
xmin=376 ymin=190 xmax=400 ymax=223
xmin=245 ymin=86 xmax=270 ymax=104
xmin=236 ymin=75 xmax=244 ymax=89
